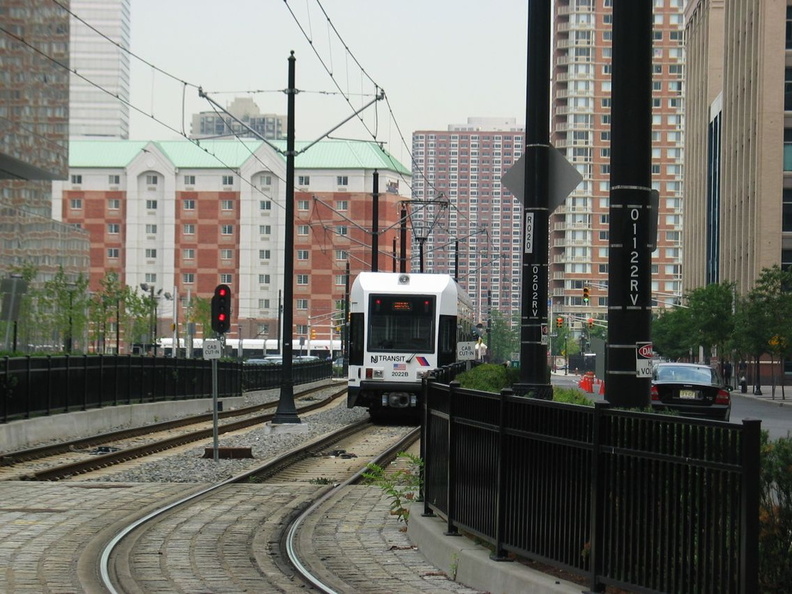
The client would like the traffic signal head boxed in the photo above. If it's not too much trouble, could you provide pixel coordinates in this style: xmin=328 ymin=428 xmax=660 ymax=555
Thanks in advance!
xmin=310 ymin=328 xmax=316 ymax=339
xmin=583 ymin=285 xmax=590 ymax=304
xmin=588 ymin=317 xmax=594 ymax=329
xmin=556 ymin=316 xmax=564 ymax=328
xmin=211 ymin=284 xmax=231 ymax=334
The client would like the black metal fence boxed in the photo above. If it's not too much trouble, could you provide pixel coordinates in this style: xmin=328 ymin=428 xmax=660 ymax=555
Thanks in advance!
xmin=0 ymin=355 xmax=331 ymax=423
xmin=421 ymin=379 xmax=760 ymax=593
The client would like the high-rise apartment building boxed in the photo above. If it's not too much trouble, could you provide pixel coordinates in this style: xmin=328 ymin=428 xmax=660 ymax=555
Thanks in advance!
xmin=550 ymin=0 xmax=685 ymax=331
xmin=69 ymin=0 xmax=131 ymax=139
xmin=412 ymin=1 xmax=686 ymax=337
xmin=52 ymin=138 xmax=410 ymax=351
xmin=683 ymin=0 xmax=789 ymax=295
xmin=411 ymin=122 xmax=525 ymax=323
xmin=191 ymin=98 xmax=286 ymax=140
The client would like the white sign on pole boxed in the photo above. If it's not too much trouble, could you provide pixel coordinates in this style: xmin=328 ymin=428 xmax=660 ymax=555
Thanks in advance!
xmin=203 ymin=339 xmax=222 ymax=360
xmin=457 ymin=341 xmax=477 ymax=361
xmin=636 ymin=342 xmax=653 ymax=378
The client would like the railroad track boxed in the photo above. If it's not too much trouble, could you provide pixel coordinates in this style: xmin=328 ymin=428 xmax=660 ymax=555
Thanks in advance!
xmin=99 ymin=420 xmax=420 ymax=593
xmin=0 ymin=381 xmax=346 ymax=481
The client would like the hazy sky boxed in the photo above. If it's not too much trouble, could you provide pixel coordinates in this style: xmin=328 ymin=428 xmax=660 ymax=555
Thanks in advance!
xmin=128 ymin=0 xmax=529 ymax=165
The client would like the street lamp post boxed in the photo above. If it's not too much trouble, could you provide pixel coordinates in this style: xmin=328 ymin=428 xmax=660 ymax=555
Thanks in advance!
xmin=140 ymin=283 xmax=165 ymax=356
xmin=66 ymin=284 xmax=76 ymax=354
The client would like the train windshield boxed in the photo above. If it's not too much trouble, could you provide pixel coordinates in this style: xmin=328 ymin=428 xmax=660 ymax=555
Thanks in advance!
xmin=367 ymin=294 xmax=435 ymax=352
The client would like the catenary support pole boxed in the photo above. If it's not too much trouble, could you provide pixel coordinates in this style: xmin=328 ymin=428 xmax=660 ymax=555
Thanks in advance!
xmin=514 ymin=0 xmax=552 ymax=399
xmin=605 ymin=1 xmax=653 ymax=407
xmin=372 ymin=170 xmax=379 ymax=272
xmin=274 ymin=51 xmax=300 ymax=423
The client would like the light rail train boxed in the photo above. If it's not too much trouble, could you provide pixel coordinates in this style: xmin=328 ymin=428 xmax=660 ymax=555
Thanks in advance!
xmin=347 ymin=272 xmax=475 ymax=419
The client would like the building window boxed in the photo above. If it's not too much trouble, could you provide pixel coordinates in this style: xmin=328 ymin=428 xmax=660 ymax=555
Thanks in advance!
xmin=336 ymin=226 xmax=348 ymax=236
xmin=260 ymin=200 xmax=272 ymax=211
xmin=297 ymin=274 xmax=309 ymax=285
xmin=184 ymin=175 xmax=195 ymax=185
xmin=71 ymin=174 xmax=82 ymax=185
xmin=220 ymin=274 xmax=233 ymax=284
xmin=108 ymin=198 xmax=120 ymax=210
xmin=145 ymin=249 xmax=157 ymax=258
xmin=259 ymin=174 xmax=272 ymax=186
xmin=107 ymin=248 xmax=119 ymax=258
xmin=108 ymin=174 xmax=120 ymax=185
xmin=298 ymin=200 xmax=310 ymax=210
xmin=298 ymin=225 xmax=310 ymax=235
xmin=183 ymin=199 xmax=195 ymax=210
xmin=335 ymin=250 xmax=348 ymax=260
xmin=144 ymin=273 xmax=157 ymax=284
xmin=221 ymin=200 xmax=234 ymax=210
xmin=296 ymin=301 xmax=308 ymax=311
xmin=146 ymin=199 xmax=157 ymax=210
xmin=337 ymin=200 xmax=348 ymax=211
xmin=259 ymin=249 xmax=271 ymax=259
xmin=183 ymin=248 xmax=195 ymax=259
xmin=183 ymin=273 xmax=195 ymax=284
xmin=146 ymin=224 xmax=157 ymax=234
xmin=146 ymin=174 xmax=158 ymax=185
xmin=335 ymin=275 xmax=345 ymax=286
xmin=259 ymin=225 xmax=272 ymax=235
xmin=183 ymin=223 xmax=195 ymax=234
xmin=70 ymin=198 xmax=82 ymax=210
xmin=297 ymin=250 xmax=309 ymax=260
xmin=108 ymin=223 xmax=120 ymax=234
xmin=258 ymin=274 xmax=271 ymax=284
xmin=222 ymin=175 xmax=234 ymax=186
xmin=337 ymin=175 xmax=348 ymax=186
xmin=298 ymin=175 xmax=310 ymax=185
xmin=221 ymin=224 xmax=234 ymax=235
xmin=221 ymin=249 xmax=233 ymax=259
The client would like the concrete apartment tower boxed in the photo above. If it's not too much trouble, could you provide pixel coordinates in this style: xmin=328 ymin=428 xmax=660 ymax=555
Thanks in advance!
xmin=683 ymin=0 xmax=789 ymax=295
xmin=69 ymin=0 xmax=131 ymax=139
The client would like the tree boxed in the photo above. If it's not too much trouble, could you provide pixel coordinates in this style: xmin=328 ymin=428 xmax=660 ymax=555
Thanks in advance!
xmin=40 ymin=268 xmax=90 ymax=353
xmin=685 ymin=282 xmax=736 ymax=362
xmin=488 ymin=309 xmax=519 ymax=363
xmin=652 ymin=306 xmax=695 ymax=361
xmin=740 ymin=265 xmax=792 ymax=397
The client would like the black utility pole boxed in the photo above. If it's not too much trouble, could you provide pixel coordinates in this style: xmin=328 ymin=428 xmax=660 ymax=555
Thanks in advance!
xmin=399 ymin=203 xmax=407 ymax=273
xmin=514 ymin=0 xmax=552 ymax=399
xmin=605 ymin=1 xmax=653 ymax=407
xmin=371 ymin=170 xmax=379 ymax=272
xmin=274 ymin=51 xmax=300 ymax=424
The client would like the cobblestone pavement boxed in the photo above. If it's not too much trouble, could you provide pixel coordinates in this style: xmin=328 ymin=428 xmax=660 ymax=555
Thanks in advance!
xmin=0 ymin=482 xmax=482 ymax=593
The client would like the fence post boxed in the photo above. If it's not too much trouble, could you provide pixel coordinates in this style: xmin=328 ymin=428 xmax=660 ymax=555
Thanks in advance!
xmin=445 ymin=380 xmax=461 ymax=536
xmin=64 ymin=355 xmax=71 ymax=413
xmin=421 ymin=372 xmax=435 ymax=517
xmin=741 ymin=418 xmax=761 ymax=593
xmin=491 ymin=387 xmax=514 ymax=561
xmin=2 ymin=356 xmax=8 ymax=422
xmin=46 ymin=355 xmax=53 ymax=416
xmin=588 ymin=400 xmax=608 ymax=593
xmin=81 ymin=355 xmax=88 ymax=411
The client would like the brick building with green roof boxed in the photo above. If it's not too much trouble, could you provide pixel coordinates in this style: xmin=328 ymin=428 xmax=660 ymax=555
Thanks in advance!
xmin=52 ymin=138 xmax=411 ymax=354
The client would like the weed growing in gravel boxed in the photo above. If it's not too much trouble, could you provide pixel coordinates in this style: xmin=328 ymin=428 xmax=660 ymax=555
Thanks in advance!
xmin=362 ymin=452 xmax=423 ymax=523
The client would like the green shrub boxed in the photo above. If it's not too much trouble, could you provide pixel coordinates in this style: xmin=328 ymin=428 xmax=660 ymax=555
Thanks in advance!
xmin=456 ymin=363 xmax=520 ymax=392
xmin=759 ymin=432 xmax=792 ymax=591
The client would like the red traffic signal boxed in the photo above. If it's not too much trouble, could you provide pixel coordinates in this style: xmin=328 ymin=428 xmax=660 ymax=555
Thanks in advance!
xmin=211 ymin=284 xmax=231 ymax=334
xmin=556 ymin=316 xmax=564 ymax=328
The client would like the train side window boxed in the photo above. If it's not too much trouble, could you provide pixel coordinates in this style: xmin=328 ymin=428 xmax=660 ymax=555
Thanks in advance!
xmin=438 ymin=315 xmax=456 ymax=367
xmin=349 ymin=313 xmax=364 ymax=365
